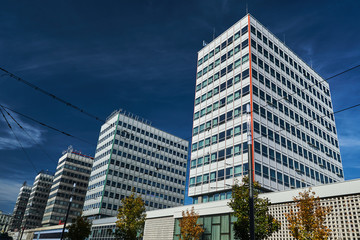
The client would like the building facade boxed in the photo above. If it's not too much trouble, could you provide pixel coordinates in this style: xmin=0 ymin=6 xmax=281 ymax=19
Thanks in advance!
xmin=0 ymin=211 xmax=12 ymax=233
xmin=82 ymin=110 xmax=188 ymax=219
xmin=141 ymin=179 xmax=360 ymax=240
xmin=21 ymin=172 xmax=54 ymax=229
xmin=189 ymin=14 xmax=344 ymax=202
xmin=9 ymin=183 xmax=32 ymax=231
xmin=42 ymin=147 xmax=93 ymax=226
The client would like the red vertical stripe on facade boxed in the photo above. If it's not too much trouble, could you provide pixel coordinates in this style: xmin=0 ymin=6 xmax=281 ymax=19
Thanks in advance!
xmin=247 ymin=14 xmax=255 ymax=181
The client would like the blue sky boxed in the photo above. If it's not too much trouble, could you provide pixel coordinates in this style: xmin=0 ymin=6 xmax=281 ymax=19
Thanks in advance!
xmin=1 ymin=0 xmax=360 ymax=214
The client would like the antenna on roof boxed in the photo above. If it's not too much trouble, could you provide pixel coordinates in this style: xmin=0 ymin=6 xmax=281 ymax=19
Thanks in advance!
xmin=213 ymin=28 xmax=216 ymax=40
xmin=283 ymin=34 xmax=286 ymax=44
xmin=246 ymin=3 xmax=248 ymax=14
xmin=202 ymin=40 xmax=207 ymax=47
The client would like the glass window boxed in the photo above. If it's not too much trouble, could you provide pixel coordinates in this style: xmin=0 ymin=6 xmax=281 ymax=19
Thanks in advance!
xmin=255 ymin=162 xmax=261 ymax=176
xmin=234 ymin=165 xmax=242 ymax=176
xmin=210 ymin=172 xmax=216 ymax=182
xmin=189 ymin=177 xmax=195 ymax=187
xmin=203 ymin=173 xmax=209 ymax=183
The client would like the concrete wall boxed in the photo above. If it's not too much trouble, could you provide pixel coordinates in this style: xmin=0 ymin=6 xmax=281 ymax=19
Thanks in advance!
xmin=143 ymin=216 xmax=174 ymax=240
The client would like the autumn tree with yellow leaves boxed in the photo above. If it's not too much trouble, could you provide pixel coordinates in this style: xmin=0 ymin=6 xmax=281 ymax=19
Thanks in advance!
xmin=115 ymin=191 xmax=146 ymax=240
xmin=285 ymin=188 xmax=332 ymax=240
xmin=178 ymin=207 xmax=204 ymax=240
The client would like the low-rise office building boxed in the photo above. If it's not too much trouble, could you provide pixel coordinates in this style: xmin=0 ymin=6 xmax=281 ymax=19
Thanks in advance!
xmin=141 ymin=179 xmax=360 ymax=240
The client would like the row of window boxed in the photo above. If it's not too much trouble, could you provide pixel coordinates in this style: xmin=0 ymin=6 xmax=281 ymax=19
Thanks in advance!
xmin=88 ymin=157 xmax=185 ymax=192
xmin=58 ymin=157 xmax=92 ymax=168
xmin=99 ymin=199 xmax=173 ymax=212
xmin=195 ymin=69 xmax=249 ymax=106
xmin=253 ymin=77 xmax=337 ymax=146
xmin=189 ymin=163 xmax=249 ymax=187
xmin=253 ymin=105 xmax=341 ymax=162
xmin=253 ymin=137 xmax=343 ymax=177
xmin=197 ymin=40 xmax=249 ymax=79
xmin=195 ymin=50 xmax=249 ymax=96
xmin=103 ymin=183 xmax=183 ymax=202
xmin=194 ymin=84 xmax=249 ymax=120
xmin=192 ymin=123 xmax=247 ymax=152
xmin=96 ymin=131 xmax=187 ymax=163
xmin=251 ymin=52 xmax=334 ymax=125
xmin=253 ymin=63 xmax=333 ymax=127
xmin=191 ymin=141 xmax=249 ymax=168
xmin=254 ymin=161 xmax=338 ymax=186
xmin=194 ymin=104 xmax=250 ymax=138
xmin=117 ymin=120 xmax=187 ymax=150
xmin=250 ymin=25 xmax=330 ymax=97
xmin=193 ymin=191 xmax=232 ymax=204
xmin=116 ymin=132 xmax=187 ymax=160
xmin=92 ymin=141 xmax=187 ymax=175
xmin=98 ymin=122 xmax=116 ymax=137
xmin=256 ymin=98 xmax=338 ymax=147
xmin=197 ymin=25 xmax=248 ymax=67
xmin=53 ymin=170 xmax=89 ymax=182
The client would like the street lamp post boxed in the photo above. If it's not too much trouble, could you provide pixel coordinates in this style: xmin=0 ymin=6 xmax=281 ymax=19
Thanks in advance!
xmin=247 ymin=104 xmax=255 ymax=240
xmin=60 ymin=183 xmax=76 ymax=240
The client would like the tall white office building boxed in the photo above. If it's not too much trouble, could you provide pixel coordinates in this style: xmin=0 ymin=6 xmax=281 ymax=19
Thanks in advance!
xmin=189 ymin=14 xmax=344 ymax=203
xmin=83 ymin=110 xmax=188 ymax=219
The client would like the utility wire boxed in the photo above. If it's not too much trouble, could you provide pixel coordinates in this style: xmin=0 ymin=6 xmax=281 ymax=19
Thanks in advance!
xmin=1 ymin=106 xmax=58 ymax=165
xmin=252 ymin=101 xmax=360 ymax=144
xmin=0 ymin=104 xmax=95 ymax=147
xmin=1 ymin=64 xmax=359 ymax=156
xmin=257 ymin=64 xmax=360 ymax=114
xmin=0 ymin=108 xmax=38 ymax=173
xmin=0 ymin=67 xmax=106 ymax=123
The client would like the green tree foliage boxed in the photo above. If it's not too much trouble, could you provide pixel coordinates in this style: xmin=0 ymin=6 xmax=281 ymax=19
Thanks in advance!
xmin=285 ymin=188 xmax=332 ymax=240
xmin=228 ymin=176 xmax=280 ymax=240
xmin=179 ymin=207 xmax=204 ymax=240
xmin=115 ymin=191 xmax=146 ymax=240
xmin=65 ymin=216 xmax=92 ymax=240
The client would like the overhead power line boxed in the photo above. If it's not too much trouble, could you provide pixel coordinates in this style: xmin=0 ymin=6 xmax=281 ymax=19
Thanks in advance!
xmin=0 ymin=67 xmax=106 ymax=123
xmin=252 ymin=101 xmax=360 ymax=144
xmin=0 ymin=108 xmax=38 ymax=173
xmin=1 ymin=106 xmax=58 ymax=165
xmin=258 ymin=64 xmax=360 ymax=114
xmin=0 ymin=63 xmax=359 ymax=155
xmin=0 ymin=104 xmax=96 ymax=147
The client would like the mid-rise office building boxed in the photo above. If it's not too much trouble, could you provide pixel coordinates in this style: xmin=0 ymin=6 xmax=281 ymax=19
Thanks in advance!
xmin=21 ymin=172 xmax=54 ymax=229
xmin=83 ymin=110 xmax=188 ymax=219
xmin=189 ymin=14 xmax=344 ymax=203
xmin=42 ymin=147 xmax=93 ymax=226
xmin=9 ymin=182 xmax=32 ymax=231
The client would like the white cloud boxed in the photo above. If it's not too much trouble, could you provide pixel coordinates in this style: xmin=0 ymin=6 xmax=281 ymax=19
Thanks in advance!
xmin=339 ymin=135 xmax=360 ymax=148
xmin=0 ymin=109 xmax=44 ymax=150
xmin=0 ymin=179 xmax=23 ymax=202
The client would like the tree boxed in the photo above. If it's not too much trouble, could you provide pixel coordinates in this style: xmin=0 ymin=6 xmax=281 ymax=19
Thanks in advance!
xmin=285 ymin=188 xmax=332 ymax=240
xmin=228 ymin=176 xmax=281 ymax=240
xmin=115 ymin=191 xmax=146 ymax=240
xmin=64 ymin=216 xmax=92 ymax=240
xmin=178 ymin=207 xmax=204 ymax=240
